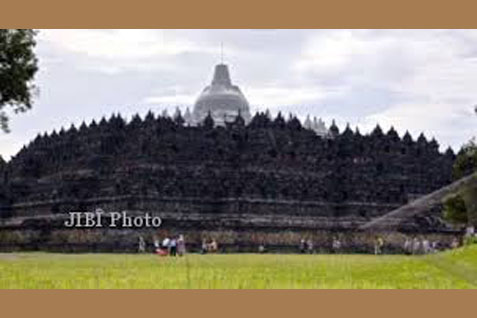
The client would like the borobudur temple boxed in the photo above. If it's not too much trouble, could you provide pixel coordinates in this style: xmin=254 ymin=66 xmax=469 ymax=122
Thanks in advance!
xmin=0 ymin=64 xmax=459 ymax=253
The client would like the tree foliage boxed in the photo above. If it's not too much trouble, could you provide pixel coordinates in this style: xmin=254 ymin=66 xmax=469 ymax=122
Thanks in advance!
xmin=460 ymin=183 xmax=477 ymax=226
xmin=443 ymin=194 xmax=468 ymax=225
xmin=453 ymin=138 xmax=477 ymax=180
xmin=0 ymin=29 xmax=39 ymax=132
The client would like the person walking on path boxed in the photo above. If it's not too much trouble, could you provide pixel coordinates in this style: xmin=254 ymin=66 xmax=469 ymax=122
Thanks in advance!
xmin=161 ymin=237 xmax=170 ymax=255
xmin=177 ymin=234 xmax=186 ymax=256
xmin=332 ymin=237 xmax=341 ymax=254
xmin=374 ymin=236 xmax=384 ymax=255
xmin=403 ymin=238 xmax=412 ymax=254
xmin=299 ymin=239 xmax=306 ymax=254
xmin=307 ymin=239 xmax=314 ymax=254
xmin=169 ymin=237 xmax=177 ymax=256
xmin=422 ymin=238 xmax=430 ymax=254
xmin=451 ymin=237 xmax=459 ymax=249
xmin=412 ymin=237 xmax=420 ymax=255
xmin=153 ymin=236 xmax=160 ymax=253
xmin=138 ymin=236 xmax=146 ymax=253
xmin=201 ymin=239 xmax=208 ymax=254
xmin=209 ymin=239 xmax=218 ymax=253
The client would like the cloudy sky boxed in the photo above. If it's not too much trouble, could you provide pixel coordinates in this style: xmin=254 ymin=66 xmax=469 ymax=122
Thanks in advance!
xmin=1 ymin=29 xmax=476 ymax=160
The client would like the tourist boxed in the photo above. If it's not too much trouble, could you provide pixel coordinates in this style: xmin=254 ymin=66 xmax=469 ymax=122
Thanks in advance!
xmin=162 ymin=237 xmax=170 ymax=254
xmin=153 ymin=236 xmax=160 ymax=253
xmin=412 ymin=237 xmax=420 ymax=255
xmin=374 ymin=236 xmax=384 ymax=255
xmin=299 ymin=238 xmax=306 ymax=253
xmin=138 ymin=236 xmax=146 ymax=253
xmin=422 ymin=238 xmax=430 ymax=254
xmin=403 ymin=238 xmax=412 ymax=254
xmin=169 ymin=237 xmax=177 ymax=256
xmin=209 ymin=239 xmax=218 ymax=253
xmin=332 ymin=237 xmax=341 ymax=253
xmin=201 ymin=238 xmax=208 ymax=254
xmin=162 ymin=237 xmax=170 ymax=248
xmin=307 ymin=239 xmax=314 ymax=254
xmin=258 ymin=244 xmax=266 ymax=253
xmin=177 ymin=234 xmax=186 ymax=256
xmin=451 ymin=237 xmax=459 ymax=249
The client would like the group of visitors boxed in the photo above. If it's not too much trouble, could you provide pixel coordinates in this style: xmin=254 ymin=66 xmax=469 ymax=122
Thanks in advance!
xmin=402 ymin=236 xmax=459 ymax=255
xmin=201 ymin=238 xmax=219 ymax=254
xmin=299 ymin=235 xmax=452 ymax=255
xmin=299 ymin=238 xmax=314 ymax=254
xmin=376 ymin=236 xmax=462 ymax=255
xmin=157 ymin=235 xmax=186 ymax=256
xmin=137 ymin=234 xmax=464 ymax=255
xmin=139 ymin=235 xmax=219 ymax=255
xmin=137 ymin=234 xmax=187 ymax=256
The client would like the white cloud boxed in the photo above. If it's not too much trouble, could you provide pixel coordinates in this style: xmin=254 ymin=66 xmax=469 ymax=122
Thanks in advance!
xmin=364 ymin=101 xmax=475 ymax=150
xmin=143 ymin=94 xmax=196 ymax=106
xmin=246 ymin=86 xmax=326 ymax=107
xmin=294 ymin=30 xmax=370 ymax=71
xmin=289 ymin=29 xmax=477 ymax=149
xmin=39 ymin=29 xmax=194 ymax=59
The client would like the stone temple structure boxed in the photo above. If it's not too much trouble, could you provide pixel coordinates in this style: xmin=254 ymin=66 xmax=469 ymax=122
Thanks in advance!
xmin=193 ymin=64 xmax=251 ymax=126
xmin=0 ymin=63 xmax=461 ymax=253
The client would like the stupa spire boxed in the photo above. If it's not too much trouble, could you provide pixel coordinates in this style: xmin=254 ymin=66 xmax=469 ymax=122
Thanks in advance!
xmin=221 ymin=42 xmax=224 ymax=64
xmin=211 ymin=64 xmax=232 ymax=86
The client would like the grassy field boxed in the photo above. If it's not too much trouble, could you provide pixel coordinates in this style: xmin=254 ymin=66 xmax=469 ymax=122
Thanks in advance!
xmin=0 ymin=246 xmax=477 ymax=289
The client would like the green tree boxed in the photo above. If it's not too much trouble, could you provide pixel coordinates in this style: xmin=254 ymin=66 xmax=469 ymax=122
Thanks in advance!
xmin=443 ymin=194 xmax=468 ymax=225
xmin=453 ymin=138 xmax=477 ymax=180
xmin=443 ymin=182 xmax=477 ymax=227
xmin=0 ymin=29 xmax=39 ymax=132
xmin=460 ymin=183 xmax=477 ymax=226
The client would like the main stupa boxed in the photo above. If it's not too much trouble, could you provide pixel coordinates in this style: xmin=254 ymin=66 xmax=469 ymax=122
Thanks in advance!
xmin=193 ymin=64 xmax=251 ymax=126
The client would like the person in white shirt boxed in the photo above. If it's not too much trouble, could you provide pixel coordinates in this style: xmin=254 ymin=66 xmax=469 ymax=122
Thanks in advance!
xmin=177 ymin=235 xmax=186 ymax=256
xmin=169 ymin=237 xmax=177 ymax=256
xmin=162 ymin=237 xmax=170 ymax=254
xmin=422 ymin=239 xmax=430 ymax=254
xmin=412 ymin=237 xmax=420 ymax=255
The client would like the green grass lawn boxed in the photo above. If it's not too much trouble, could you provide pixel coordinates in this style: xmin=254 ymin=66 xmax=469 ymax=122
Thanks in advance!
xmin=1 ymin=246 xmax=476 ymax=289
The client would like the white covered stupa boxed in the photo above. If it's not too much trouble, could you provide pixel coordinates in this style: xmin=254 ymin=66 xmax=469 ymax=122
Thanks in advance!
xmin=193 ymin=64 xmax=251 ymax=126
